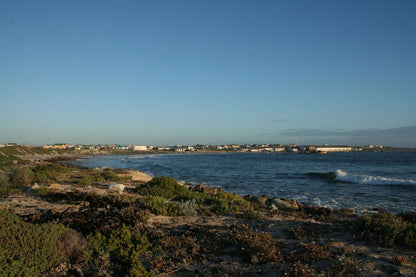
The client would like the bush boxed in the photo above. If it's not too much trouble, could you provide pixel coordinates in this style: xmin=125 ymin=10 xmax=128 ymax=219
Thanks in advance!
xmin=135 ymin=176 xmax=190 ymax=199
xmin=32 ymin=163 xmax=74 ymax=183
xmin=224 ymin=225 xmax=281 ymax=264
xmin=0 ymin=210 xmax=79 ymax=276
xmin=33 ymin=187 xmax=51 ymax=196
xmin=178 ymin=199 xmax=198 ymax=216
xmin=136 ymin=176 xmax=254 ymax=215
xmin=0 ymin=177 xmax=9 ymax=197
xmin=353 ymin=213 xmax=416 ymax=249
xmin=87 ymin=224 xmax=151 ymax=276
xmin=140 ymin=196 xmax=180 ymax=216
xmin=8 ymin=166 xmax=33 ymax=187
xmin=78 ymin=175 xmax=92 ymax=187
xmin=94 ymin=171 xmax=130 ymax=183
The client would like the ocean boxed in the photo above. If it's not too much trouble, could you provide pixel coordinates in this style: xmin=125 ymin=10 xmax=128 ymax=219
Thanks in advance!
xmin=71 ymin=151 xmax=416 ymax=214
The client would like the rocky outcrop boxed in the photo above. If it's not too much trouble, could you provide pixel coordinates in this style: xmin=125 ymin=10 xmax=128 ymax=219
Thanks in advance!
xmin=269 ymin=197 xmax=300 ymax=210
xmin=115 ymin=169 xmax=152 ymax=183
xmin=108 ymin=183 xmax=125 ymax=193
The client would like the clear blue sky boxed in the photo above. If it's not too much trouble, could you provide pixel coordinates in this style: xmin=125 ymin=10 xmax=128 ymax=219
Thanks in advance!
xmin=1 ymin=0 xmax=415 ymax=147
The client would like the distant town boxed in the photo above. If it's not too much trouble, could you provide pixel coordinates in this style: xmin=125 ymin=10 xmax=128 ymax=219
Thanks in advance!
xmin=1 ymin=142 xmax=410 ymax=155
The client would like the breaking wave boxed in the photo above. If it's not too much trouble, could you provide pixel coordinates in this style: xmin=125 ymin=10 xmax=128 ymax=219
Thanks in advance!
xmin=308 ymin=169 xmax=416 ymax=186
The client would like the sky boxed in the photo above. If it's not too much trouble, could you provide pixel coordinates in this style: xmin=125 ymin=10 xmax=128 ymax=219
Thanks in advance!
xmin=1 ymin=0 xmax=415 ymax=147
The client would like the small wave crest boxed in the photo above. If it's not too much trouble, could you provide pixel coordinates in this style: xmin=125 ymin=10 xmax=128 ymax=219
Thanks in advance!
xmin=308 ymin=170 xmax=416 ymax=186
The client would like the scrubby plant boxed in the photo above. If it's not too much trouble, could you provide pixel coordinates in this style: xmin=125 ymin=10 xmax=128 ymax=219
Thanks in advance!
xmin=0 ymin=210 xmax=81 ymax=276
xmin=399 ymin=211 xmax=416 ymax=224
xmin=178 ymin=199 xmax=198 ymax=216
xmin=211 ymin=192 xmax=254 ymax=214
xmin=87 ymin=224 xmax=151 ymax=276
xmin=293 ymin=243 xmax=332 ymax=262
xmin=0 ymin=177 xmax=9 ymax=197
xmin=33 ymin=187 xmax=51 ymax=196
xmin=136 ymin=176 xmax=254 ymax=215
xmin=392 ymin=255 xmax=408 ymax=265
xmin=8 ymin=166 xmax=33 ymax=187
xmin=78 ymin=175 xmax=92 ymax=187
xmin=140 ymin=196 xmax=180 ymax=216
xmin=353 ymin=213 xmax=416 ymax=249
xmin=94 ymin=171 xmax=130 ymax=183
xmin=32 ymin=163 xmax=71 ymax=183
xmin=0 ymin=155 xmax=21 ymax=167
xmin=225 ymin=225 xmax=281 ymax=264
xmin=135 ymin=176 xmax=191 ymax=199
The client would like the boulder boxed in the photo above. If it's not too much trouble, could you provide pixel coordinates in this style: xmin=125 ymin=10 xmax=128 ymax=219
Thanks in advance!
xmin=270 ymin=197 xmax=299 ymax=210
xmin=31 ymin=183 xmax=40 ymax=190
xmin=108 ymin=183 xmax=125 ymax=193
xmin=116 ymin=169 xmax=152 ymax=183
xmin=49 ymin=183 xmax=64 ymax=190
xmin=249 ymin=195 xmax=270 ymax=208
xmin=202 ymin=186 xmax=220 ymax=195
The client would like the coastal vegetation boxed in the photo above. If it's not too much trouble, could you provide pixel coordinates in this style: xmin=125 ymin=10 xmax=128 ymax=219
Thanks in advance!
xmin=353 ymin=212 xmax=416 ymax=249
xmin=0 ymin=156 xmax=414 ymax=275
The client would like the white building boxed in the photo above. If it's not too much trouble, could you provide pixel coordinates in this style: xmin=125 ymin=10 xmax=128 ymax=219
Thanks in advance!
xmin=316 ymin=147 xmax=353 ymax=152
xmin=133 ymin=145 xmax=148 ymax=151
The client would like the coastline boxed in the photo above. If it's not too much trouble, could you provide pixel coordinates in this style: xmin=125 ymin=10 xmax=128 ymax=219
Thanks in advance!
xmin=0 ymin=155 xmax=415 ymax=275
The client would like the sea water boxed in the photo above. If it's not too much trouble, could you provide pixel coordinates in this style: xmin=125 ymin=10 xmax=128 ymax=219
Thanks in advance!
xmin=71 ymin=152 xmax=416 ymax=214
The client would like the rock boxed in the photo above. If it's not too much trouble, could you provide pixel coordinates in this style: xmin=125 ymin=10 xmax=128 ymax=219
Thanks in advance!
xmin=198 ymin=183 xmax=204 ymax=190
xmin=270 ymin=197 xmax=299 ymax=210
xmin=252 ymin=195 xmax=270 ymax=208
xmin=202 ymin=186 xmax=220 ymax=195
xmin=49 ymin=183 xmax=64 ymax=190
xmin=31 ymin=183 xmax=40 ymax=190
xmin=108 ymin=183 xmax=125 ymax=192
xmin=338 ymin=208 xmax=354 ymax=215
xmin=116 ymin=169 xmax=152 ymax=183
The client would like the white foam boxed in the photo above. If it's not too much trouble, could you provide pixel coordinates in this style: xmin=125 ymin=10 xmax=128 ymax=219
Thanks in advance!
xmin=335 ymin=169 xmax=416 ymax=185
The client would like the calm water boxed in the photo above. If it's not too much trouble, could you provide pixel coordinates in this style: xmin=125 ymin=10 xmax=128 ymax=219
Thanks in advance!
xmin=71 ymin=152 xmax=416 ymax=214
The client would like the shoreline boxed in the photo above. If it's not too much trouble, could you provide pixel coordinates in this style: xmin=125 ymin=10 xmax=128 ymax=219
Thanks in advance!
xmin=64 ymin=152 xmax=416 ymax=215
xmin=0 ymin=157 xmax=415 ymax=275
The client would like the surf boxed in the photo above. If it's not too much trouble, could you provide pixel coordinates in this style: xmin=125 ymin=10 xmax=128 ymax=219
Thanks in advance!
xmin=308 ymin=169 xmax=416 ymax=186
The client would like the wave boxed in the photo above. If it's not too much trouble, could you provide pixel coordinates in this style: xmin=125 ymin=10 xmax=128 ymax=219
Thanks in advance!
xmin=307 ymin=169 xmax=416 ymax=186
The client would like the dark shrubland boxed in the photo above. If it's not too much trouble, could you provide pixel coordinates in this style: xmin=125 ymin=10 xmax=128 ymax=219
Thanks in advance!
xmin=353 ymin=213 xmax=416 ymax=249
xmin=135 ymin=176 xmax=254 ymax=215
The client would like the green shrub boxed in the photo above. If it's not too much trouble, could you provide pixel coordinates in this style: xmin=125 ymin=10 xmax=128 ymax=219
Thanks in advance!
xmin=225 ymin=225 xmax=281 ymax=264
xmin=8 ymin=166 xmax=34 ymax=187
xmin=94 ymin=171 xmax=130 ymax=183
xmin=212 ymin=192 xmax=254 ymax=214
xmin=178 ymin=199 xmax=198 ymax=216
xmin=32 ymin=163 xmax=72 ymax=183
xmin=136 ymin=176 xmax=253 ymax=215
xmin=78 ymin=175 xmax=92 ymax=187
xmin=140 ymin=196 xmax=180 ymax=216
xmin=33 ymin=187 xmax=51 ymax=196
xmin=135 ymin=176 xmax=190 ymax=199
xmin=353 ymin=213 xmax=416 ymax=249
xmin=0 ymin=210 xmax=77 ymax=276
xmin=0 ymin=177 xmax=9 ymax=197
xmin=87 ymin=224 xmax=151 ymax=276
xmin=0 ymin=155 xmax=21 ymax=167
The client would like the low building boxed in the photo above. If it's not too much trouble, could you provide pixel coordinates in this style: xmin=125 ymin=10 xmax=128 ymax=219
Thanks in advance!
xmin=53 ymin=143 xmax=71 ymax=149
xmin=6 ymin=143 xmax=18 ymax=147
xmin=116 ymin=145 xmax=129 ymax=150
xmin=133 ymin=145 xmax=148 ymax=151
xmin=315 ymin=146 xmax=353 ymax=152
